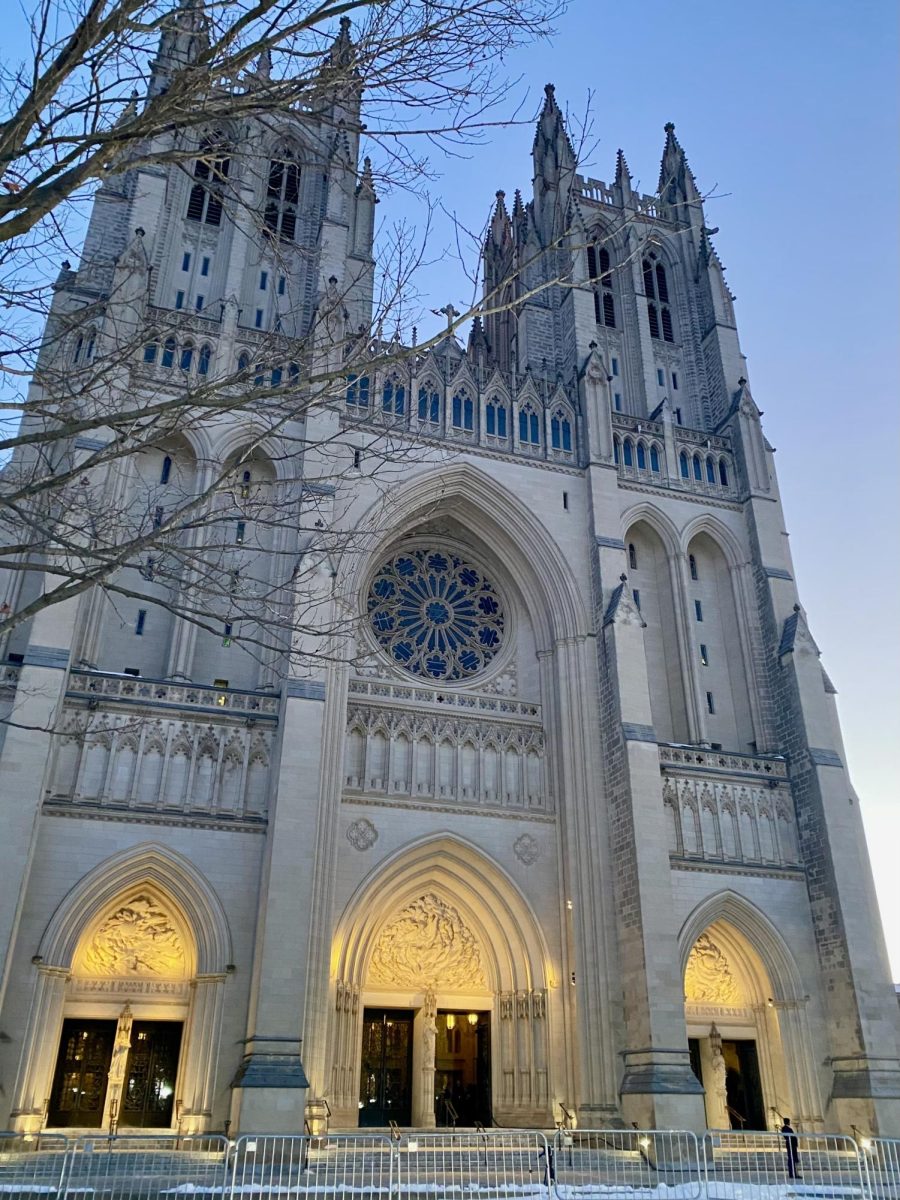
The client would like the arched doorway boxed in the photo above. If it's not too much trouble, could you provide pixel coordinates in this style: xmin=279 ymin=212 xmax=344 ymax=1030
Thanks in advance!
xmin=680 ymin=895 xmax=824 ymax=1132
xmin=328 ymin=836 xmax=553 ymax=1129
xmin=9 ymin=845 xmax=231 ymax=1134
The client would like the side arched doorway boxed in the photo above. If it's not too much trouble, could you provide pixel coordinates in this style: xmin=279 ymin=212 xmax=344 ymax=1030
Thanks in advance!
xmin=9 ymin=845 xmax=231 ymax=1134
xmin=680 ymin=894 xmax=824 ymax=1132
xmin=328 ymin=836 xmax=553 ymax=1129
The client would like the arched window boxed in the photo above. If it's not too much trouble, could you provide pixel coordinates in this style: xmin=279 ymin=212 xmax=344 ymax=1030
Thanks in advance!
xmin=240 ymin=469 xmax=252 ymax=499
xmin=288 ymin=362 xmax=300 ymax=382
xmin=160 ymin=455 xmax=172 ymax=485
xmin=270 ymin=365 xmax=282 ymax=387
xmin=254 ymin=364 xmax=265 ymax=388
xmin=636 ymin=442 xmax=647 ymax=470
xmin=237 ymin=351 xmax=250 ymax=372
xmin=198 ymin=345 xmax=211 ymax=376
xmin=161 ymin=338 xmax=176 ymax=369
xmin=518 ymin=406 xmax=540 ymax=445
xmin=613 ymin=438 xmax=620 ymax=464
xmin=587 ymin=240 xmax=616 ymax=328
xmin=73 ymin=329 xmax=95 ymax=365
xmin=486 ymin=398 xmax=508 ymax=437
xmin=346 ymin=374 xmax=370 ymax=408
xmin=623 ymin=439 xmax=633 ymax=467
xmin=692 ymin=455 xmax=702 ymax=481
xmin=550 ymin=409 xmax=573 ymax=452
xmin=186 ymin=138 xmax=230 ymax=226
xmin=628 ymin=542 xmax=638 ymax=570
xmin=650 ymin=444 xmax=660 ymax=473
xmin=719 ymin=459 xmax=729 ymax=487
xmin=642 ymin=252 xmax=675 ymax=342
xmin=679 ymin=451 xmax=689 ymax=478
xmin=263 ymin=152 xmax=300 ymax=242
xmin=179 ymin=343 xmax=194 ymax=372
xmin=418 ymin=386 xmax=441 ymax=424
xmin=452 ymin=392 xmax=474 ymax=431
xmin=689 ymin=553 xmax=698 ymax=581
xmin=382 ymin=377 xmax=406 ymax=415
xmin=143 ymin=342 xmax=158 ymax=364
xmin=706 ymin=456 xmax=716 ymax=484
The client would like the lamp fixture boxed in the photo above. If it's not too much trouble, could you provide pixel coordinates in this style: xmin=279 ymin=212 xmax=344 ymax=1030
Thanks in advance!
xmin=445 ymin=1013 xmax=456 ymax=1031
xmin=467 ymin=1012 xmax=479 ymax=1027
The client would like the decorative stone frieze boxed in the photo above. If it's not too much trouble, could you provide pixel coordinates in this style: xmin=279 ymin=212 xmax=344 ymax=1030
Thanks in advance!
xmin=684 ymin=933 xmax=742 ymax=1006
xmin=367 ymin=893 xmax=486 ymax=991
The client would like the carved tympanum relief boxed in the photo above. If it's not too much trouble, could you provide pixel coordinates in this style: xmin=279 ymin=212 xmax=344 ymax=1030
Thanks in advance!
xmin=367 ymin=893 xmax=486 ymax=990
xmin=684 ymin=933 xmax=742 ymax=1006
xmin=77 ymin=893 xmax=187 ymax=978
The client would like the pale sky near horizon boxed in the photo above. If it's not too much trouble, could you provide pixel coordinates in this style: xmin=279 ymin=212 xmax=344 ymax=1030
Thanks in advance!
xmin=4 ymin=0 xmax=899 ymax=975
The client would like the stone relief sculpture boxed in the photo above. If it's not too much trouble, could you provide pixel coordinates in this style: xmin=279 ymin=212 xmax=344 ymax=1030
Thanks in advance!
xmin=368 ymin=893 xmax=486 ymax=990
xmin=80 ymin=893 xmax=186 ymax=977
xmin=684 ymin=933 xmax=741 ymax=1006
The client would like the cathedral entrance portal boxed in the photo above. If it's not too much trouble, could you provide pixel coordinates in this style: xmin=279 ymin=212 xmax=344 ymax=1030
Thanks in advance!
xmin=359 ymin=1009 xmax=414 ymax=1126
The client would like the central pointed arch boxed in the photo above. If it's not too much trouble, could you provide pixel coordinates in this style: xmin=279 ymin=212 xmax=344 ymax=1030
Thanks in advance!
xmin=334 ymin=834 xmax=550 ymax=994
xmin=338 ymin=462 xmax=590 ymax=650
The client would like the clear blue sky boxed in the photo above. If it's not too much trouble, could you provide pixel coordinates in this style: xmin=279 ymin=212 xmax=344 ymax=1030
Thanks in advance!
xmin=386 ymin=0 xmax=900 ymax=978
xmin=4 ymin=0 xmax=899 ymax=973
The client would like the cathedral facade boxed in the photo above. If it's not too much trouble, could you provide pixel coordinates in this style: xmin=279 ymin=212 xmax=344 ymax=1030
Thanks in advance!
xmin=1 ymin=15 xmax=899 ymax=1139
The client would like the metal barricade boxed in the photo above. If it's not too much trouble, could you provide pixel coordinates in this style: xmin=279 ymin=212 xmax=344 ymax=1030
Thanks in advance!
xmin=228 ymin=1132 xmax=394 ymax=1197
xmin=63 ymin=1132 xmax=230 ymax=1199
xmin=395 ymin=1129 xmax=551 ymax=1198
xmin=0 ymin=1131 xmax=70 ymax=1198
xmin=703 ymin=1130 xmax=867 ymax=1198
xmin=861 ymin=1137 xmax=900 ymax=1200
xmin=553 ymin=1128 xmax=703 ymax=1197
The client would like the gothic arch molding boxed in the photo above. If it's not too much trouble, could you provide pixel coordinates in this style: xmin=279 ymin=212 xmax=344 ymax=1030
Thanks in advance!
xmin=340 ymin=462 xmax=589 ymax=649
xmin=621 ymin=502 xmax=680 ymax=557
xmin=334 ymin=833 xmax=550 ymax=995
xmin=38 ymin=843 xmax=232 ymax=975
xmin=678 ymin=889 xmax=804 ymax=1003
xmin=680 ymin=514 xmax=747 ymax=568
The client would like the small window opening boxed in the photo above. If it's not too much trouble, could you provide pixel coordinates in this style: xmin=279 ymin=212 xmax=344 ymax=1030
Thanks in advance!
xmin=153 ymin=505 xmax=164 ymax=529
xmin=353 ymin=448 xmax=361 ymax=469
xmin=700 ymin=643 xmax=709 ymax=666
xmin=222 ymin=626 xmax=233 ymax=648
xmin=614 ymin=393 xmax=622 ymax=412
xmin=628 ymin=543 xmax=637 ymax=570
xmin=695 ymin=599 xmax=703 ymax=622
xmin=706 ymin=690 xmax=715 ymax=714
xmin=255 ymin=308 xmax=264 ymax=328
xmin=689 ymin=554 xmax=698 ymax=580
xmin=143 ymin=342 xmax=158 ymax=364
xmin=175 ymin=290 xmax=185 ymax=310
xmin=181 ymin=252 xmax=191 ymax=271
xmin=259 ymin=270 xmax=268 ymax=291
xmin=235 ymin=520 xmax=246 ymax=544
xmin=611 ymin=358 xmax=619 ymax=377
xmin=657 ymin=368 xmax=665 ymax=386
xmin=135 ymin=609 xmax=147 ymax=636
xmin=201 ymin=256 xmax=210 ymax=276
xmin=195 ymin=295 xmax=204 ymax=312
xmin=672 ymin=372 xmax=679 ymax=390
xmin=562 ymin=491 xmax=569 ymax=511
xmin=160 ymin=456 xmax=172 ymax=485
xmin=123 ymin=667 xmax=141 ymax=678
xmin=240 ymin=469 xmax=252 ymax=499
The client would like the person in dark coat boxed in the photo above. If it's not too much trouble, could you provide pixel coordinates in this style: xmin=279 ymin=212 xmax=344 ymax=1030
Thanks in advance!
xmin=781 ymin=1118 xmax=801 ymax=1178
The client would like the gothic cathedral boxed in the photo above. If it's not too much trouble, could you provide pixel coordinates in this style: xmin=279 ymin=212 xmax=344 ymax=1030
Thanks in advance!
xmin=0 ymin=13 xmax=898 ymax=1139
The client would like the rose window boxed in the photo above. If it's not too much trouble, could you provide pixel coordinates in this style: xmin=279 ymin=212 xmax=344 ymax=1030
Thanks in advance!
xmin=367 ymin=547 xmax=505 ymax=681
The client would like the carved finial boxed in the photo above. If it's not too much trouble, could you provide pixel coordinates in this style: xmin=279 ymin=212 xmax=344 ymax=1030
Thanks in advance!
xmin=619 ymin=573 xmax=628 ymax=583
xmin=544 ymin=82 xmax=555 ymax=98
xmin=664 ymin=121 xmax=676 ymax=133
xmin=793 ymin=603 xmax=801 ymax=613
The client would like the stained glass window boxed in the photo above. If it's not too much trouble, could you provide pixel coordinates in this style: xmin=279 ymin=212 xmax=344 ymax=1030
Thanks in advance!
xmin=367 ymin=547 xmax=505 ymax=681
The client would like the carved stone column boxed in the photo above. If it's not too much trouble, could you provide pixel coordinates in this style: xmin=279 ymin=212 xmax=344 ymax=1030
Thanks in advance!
xmin=9 ymin=966 xmax=69 ymax=1133
xmin=179 ymin=974 xmax=227 ymax=1132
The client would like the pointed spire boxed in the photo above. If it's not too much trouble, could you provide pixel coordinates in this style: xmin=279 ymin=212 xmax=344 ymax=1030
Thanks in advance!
xmin=603 ymin=574 xmax=646 ymax=629
xmin=356 ymin=155 xmax=377 ymax=201
xmin=488 ymin=190 xmax=511 ymax=250
xmin=256 ymin=47 xmax=271 ymax=81
xmin=532 ymin=83 xmax=576 ymax=167
xmin=614 ymin=147 xmax=633 ymax=206
xmin=150 ymin=0 xmax=209 ymax=95
xmin=327 ymin=15 xmax=354 ymax=68
xmin=658 ymin=121 xmax=701 ymax=212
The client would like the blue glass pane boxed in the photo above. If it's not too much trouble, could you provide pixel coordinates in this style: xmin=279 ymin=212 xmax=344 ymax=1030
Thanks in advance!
xmin=367 ymin=546 xmax=505 ymax=681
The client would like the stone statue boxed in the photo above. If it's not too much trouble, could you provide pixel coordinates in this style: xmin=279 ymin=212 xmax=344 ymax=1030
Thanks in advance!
xmin=422 ymin=1012 xmax=437 ymax=1070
